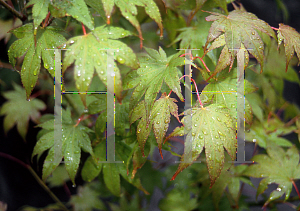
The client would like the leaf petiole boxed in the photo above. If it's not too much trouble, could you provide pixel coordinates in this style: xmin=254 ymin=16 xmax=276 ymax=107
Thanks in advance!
xmin=178 ymin=75 xmax=203 ymax=108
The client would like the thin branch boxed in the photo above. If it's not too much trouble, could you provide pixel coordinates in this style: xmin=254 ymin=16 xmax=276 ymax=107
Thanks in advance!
xmin=43 ymin=12 xmax=51 ymax=28
xmin=271 ymin=26 xmax=279 ymax=30
xmin=30 ymin=90 xmax=53 ymax=100
xmin=0 ymin=0 xmax=27 ymax=22
xmin=179 ymin=74 xmax=203 ymax=108
xmin=0 ymin=152 xmax=68 ymax=211
xmin=292 ymin=181 xmax=300 ymax=199
xmin=82 ymin=23 xmax=86 ymax=35
xmin=0 ymin=61 xmax=21 ymax=72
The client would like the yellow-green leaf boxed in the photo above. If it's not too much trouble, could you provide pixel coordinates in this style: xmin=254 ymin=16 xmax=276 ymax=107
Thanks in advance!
xmin=0 ymin=83 xmax=46 ymax=140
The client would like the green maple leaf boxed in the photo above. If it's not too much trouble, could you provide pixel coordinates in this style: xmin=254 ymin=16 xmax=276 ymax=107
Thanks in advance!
xmin=277 ymin=23 xmax=300 ymax=72
xmin=194 ymin=159 xmax=253 ymax=210
xmin=0 ymin=83 xmax=46 ymax=140
xmin=87 ymin=95 xmax=130 ymax=137
xmin=210 ymin=164 xmax=253 ymax=209
xmin=245 ymin=118 xmax=295 ymax=148
xmin=201 ymin=75 xmax=257 ymax=124
xmin=124 ymin=47 xmax=184 ymax=122
xmin=26 ymin=0 xmax=51 ymax=29
xmin=28 ymin=0 xmax=95 ymax=30
xmin=81 ymin=140 xmax=149 ymax=196
xmin=204 ymin=7 xmax=275 ymax=73
xmin=8 ymin=23 xmax=66 ymax=99
xmin=32 ymin=108 xmax=95 ymax=185
xmin=69 ymin=182 xmax=106 ymax=211
xmin=130 ymin=93 xmax=180 ymax=159
xmin=100 ymin=0 xmax=163 ymax=46
xmin=46 ymin=165 xmax=70 ymax=188
xmin=158 ymin=188 xmax=198 ymax=211
xmin=63 ymin=25 xmax=138 ymax=106
xmin=243 ymin=144 xmax=300 ymax=206
xmin=166 ymin=104 xmax=236 ymax=187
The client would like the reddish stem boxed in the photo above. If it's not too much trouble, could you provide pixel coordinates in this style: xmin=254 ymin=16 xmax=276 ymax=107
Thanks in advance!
xmin=180 ymin=53 xmax=211 ymax=73
xmin=0 ymin=152 xmax=29 ymax=169
xmin=81 ymin=23 xmax=86 ymax=35
xmin=74 ymin=114 xmax=92 ymax=127
xmin=206 ymin=71 xmax=218 ymax=82
xmin=63 ymin=183 xmax=71 ymax=198
xmin=271 ymin=26 xmax=279 ymax=30
xmin=179 ymin=75 xmax=203 ymax=108
xmin=30 ymin=90 xmax=53 ymax=100
xmin=196 ymin=56 xmax=211 ymax=73
xmin=167 ymin=90 xmax=172 ymax=97
xmin=43 ymin=12 xmax=51 ymax=28
xmin=292 ymin=181 xmax=300 ymax=199
xmin=74 ymin=114 xmax=85 ymax=127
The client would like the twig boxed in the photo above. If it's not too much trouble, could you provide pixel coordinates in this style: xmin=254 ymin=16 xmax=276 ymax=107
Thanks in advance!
xmin=82 ymin=23 xmax=86 ymax=35
xmin=0 ymin=0 xmax=27 ymax=22
xmin=30 ymin=90 xmax=53 ymax=100
xmin=271 ymin=26 xmax=279 ymax=30
xmin=179 ymin=75 xmax=203 ymax=108
xmin=292 ymin=181 xmax=300 ymax=199
xmin=43 ymin=12 xmax=51 ymax=28
xmin=0 ymin=152 xmax=68 ymax=211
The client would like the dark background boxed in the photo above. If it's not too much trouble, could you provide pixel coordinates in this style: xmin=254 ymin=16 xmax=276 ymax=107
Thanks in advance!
xmin=0 ymin=0 xmax=300 ymax=210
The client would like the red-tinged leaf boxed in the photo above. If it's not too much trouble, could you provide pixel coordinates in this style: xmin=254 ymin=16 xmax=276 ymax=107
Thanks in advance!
xmin=204 ymin=7 xmax=275 ymax=73
xmin=151 ymin=93 xmax=180 ymax=159
xmin=130 ymin=93 xmax=180 ymax=158
xmin=168 ymin=104 xmax=236 ymax=187
xmin=0 ymin=83 xmax=46 ymax=140
xmin=132 ymin=141 xmax=150 ymax=179
xmin=277 ymin=23 xmax=300 ymax=72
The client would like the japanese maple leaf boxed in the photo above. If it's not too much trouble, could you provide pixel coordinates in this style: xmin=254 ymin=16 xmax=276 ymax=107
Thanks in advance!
xmin=204 ymin=7 xmax=275 ymax=73
xmin=130 ymin=93 xmax=180 ymax=159
xmin=32 ymin=108 xmax=95 ymax=185
xmin=124 ymin=47 xmax=184 ymax=122
xmin=27 ymin=0 xmax=94 ymax=30
xmin=87 ymin=94 xmax=130 ymax=137
xmin=8 ymin=23 xmax=66 ymax=99
xmin=98 ymin=0 xmax=163 ymax=47
xmin=201 ymin=74 xmax=258 ymax=124
xmin=245 ymin=118 xmax=296 ymax=149
xmin=63 ymin=25 xmax=138 ymax=107
xmin=243 ymin=144 xmax=300 ymax=207
xmin=81 ymin=140 xmax=149 ymax=196
xmin=277 ymin=23 xmax=300 ymax=72
xmin=0 ymin=83 xmax=46 ymax=140
xmin=165 ymin=104 xmax=236 ymax=187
